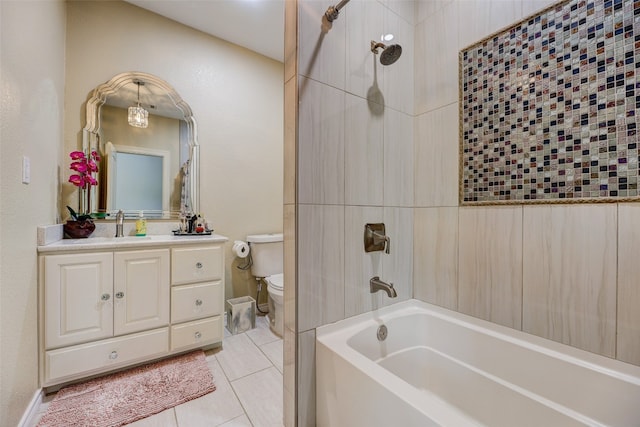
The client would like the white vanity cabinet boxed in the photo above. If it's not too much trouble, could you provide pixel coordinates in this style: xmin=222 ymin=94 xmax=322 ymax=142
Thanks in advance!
xmin=39 ymin=237 xmax=226 ymax=388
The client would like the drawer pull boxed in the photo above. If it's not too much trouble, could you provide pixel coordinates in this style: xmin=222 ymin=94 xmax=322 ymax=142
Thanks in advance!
xmin=194 ymin=331 xmax=202 ymax=339
xmin=115 ymin=292 xmax=124 ymax=299
xmin=196 ymin=262 xmax=203 ymax=269
xmin=195 ymin=299 xmax=203 ymax=306
xmin=101 ymin=293 xmax=111 ymax=301
xmin=109 ymin=351 xmax=118 ymax=360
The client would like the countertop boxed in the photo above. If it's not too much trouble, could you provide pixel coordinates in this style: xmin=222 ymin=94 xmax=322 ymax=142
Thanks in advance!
xmin=37 ymin=233 xmax=228 ymax=253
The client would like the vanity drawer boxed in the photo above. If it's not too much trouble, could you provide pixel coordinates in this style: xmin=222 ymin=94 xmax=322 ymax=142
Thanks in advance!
xmin=171 ymin=280 xmax=223 ymax=323
xmin=170 ymin=317 xmax=222 ymax=351
xmin=44 ymin=328 xmax=169 ymax=386
xmin=171 ymin=246 xmax=223 ymax=285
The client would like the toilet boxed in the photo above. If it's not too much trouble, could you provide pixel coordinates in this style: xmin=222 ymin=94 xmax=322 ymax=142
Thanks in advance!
xmin=246 ymin=233 xmax=284 ymax=336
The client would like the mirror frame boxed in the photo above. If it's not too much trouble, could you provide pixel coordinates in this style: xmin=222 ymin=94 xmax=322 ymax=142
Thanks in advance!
xmin=83 ymin=71 xmax=199 ymax=219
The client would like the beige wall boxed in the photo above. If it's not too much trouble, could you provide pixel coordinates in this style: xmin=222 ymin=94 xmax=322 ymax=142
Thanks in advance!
xmin=65 ymin=1 xmax=284 ymax=301
xmin=0 ymin=1 xmax=66 ymax=425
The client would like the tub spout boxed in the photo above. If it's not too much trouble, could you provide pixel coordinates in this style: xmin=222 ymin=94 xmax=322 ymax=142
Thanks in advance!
xmin=370 ymin=276 xmax=397 ymax=298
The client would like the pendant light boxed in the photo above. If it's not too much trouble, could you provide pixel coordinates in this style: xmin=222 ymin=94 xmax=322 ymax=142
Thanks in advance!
xmin=128 ymin=81 xmax=148 ymax=128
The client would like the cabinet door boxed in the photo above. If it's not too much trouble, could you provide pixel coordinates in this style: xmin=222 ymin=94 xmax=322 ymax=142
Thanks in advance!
xmin=114 ymin=249 xmax=170 ymax=336
xmin=45 ymin=252 xmax=113 ymax=349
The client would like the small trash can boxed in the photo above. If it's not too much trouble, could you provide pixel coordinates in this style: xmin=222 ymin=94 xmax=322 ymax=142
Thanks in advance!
xmin=226 ymin=296 xmax=256 ymax=334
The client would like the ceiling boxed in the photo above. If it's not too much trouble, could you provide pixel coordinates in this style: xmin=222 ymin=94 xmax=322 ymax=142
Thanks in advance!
xmin=125 ymin=0 xmax=285 ymax=63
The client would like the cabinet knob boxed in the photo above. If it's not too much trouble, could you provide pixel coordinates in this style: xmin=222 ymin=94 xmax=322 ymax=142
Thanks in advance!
xmin=101 ymin=293 xmax=111 ymax=301
xmin=115 ymin=292 xmax=124 ymax=299
xmin=194 ymin=331 xmax=202 ymax=339
xmin=109 ymin=351 xmax=118 ymax=360
xmin=195 ymin=299 xmax=203 ymax=306
xmin=196 ymin=262 xmax=203 ymax=269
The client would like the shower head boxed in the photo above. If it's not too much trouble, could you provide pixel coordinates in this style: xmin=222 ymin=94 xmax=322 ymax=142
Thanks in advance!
xmin=371 ymin=41 xmax=402 ymax=65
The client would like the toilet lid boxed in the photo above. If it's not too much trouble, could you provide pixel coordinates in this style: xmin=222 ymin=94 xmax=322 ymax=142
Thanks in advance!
xmin=267 ymin=273 xmax=284 ymax=291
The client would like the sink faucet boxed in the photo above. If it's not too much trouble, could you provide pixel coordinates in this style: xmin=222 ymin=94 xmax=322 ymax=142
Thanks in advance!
xmin=115 ymin=210 xmax=124 ymax=237
xmin=370 ymin=276 xmax=397 ymax=298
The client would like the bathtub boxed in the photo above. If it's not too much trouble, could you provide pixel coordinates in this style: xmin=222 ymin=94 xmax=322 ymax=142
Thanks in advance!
xmin=316 ymin=299 xmax=640 ymax=427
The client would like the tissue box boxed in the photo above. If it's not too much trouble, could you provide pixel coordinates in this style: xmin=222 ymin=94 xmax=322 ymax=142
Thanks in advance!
xmin=226 ymin=296 xmax=256 ymax=334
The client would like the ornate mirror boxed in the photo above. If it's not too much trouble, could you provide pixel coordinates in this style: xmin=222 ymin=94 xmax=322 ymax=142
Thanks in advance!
xmin=83 ymin=71 xmax=198 ymax=219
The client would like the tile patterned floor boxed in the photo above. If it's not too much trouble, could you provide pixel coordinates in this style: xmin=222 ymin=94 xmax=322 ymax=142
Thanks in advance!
xmin=30 ymin=315 xmax=284 ymax=427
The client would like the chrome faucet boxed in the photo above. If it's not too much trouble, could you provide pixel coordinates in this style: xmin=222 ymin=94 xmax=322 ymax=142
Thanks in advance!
xmin=370 ymin=276 xmax=397 ymax=298
xmin=115 ymin=209 xmax=124 ymax=237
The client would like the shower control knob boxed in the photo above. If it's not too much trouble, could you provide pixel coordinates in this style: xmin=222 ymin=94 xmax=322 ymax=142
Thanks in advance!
xmin=115 ymin=292 xmax=124 ymax=299
xmin=194 ymin=331 xmax=202 ymax=340
xmin=101 ymin=293 xmax=110 ymax=301
xmin=195 ymin=299 xmax=203 ymax=306
xmin=196 ymin=262 xmax=203 ymax=269
xmin=109 ymin=351 xmax=118 ymax=360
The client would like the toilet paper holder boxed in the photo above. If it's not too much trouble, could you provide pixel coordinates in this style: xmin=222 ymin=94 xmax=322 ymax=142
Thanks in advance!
xmin=364 ymin=223 xmax=390 ymax=254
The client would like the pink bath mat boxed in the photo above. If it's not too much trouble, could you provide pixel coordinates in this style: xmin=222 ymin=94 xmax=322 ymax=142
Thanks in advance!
xmin=37 ymin=350 xmax=215 ymax=427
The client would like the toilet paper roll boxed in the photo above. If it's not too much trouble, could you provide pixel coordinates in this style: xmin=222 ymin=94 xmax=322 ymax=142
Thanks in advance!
xmin=232 ymin=240 xmax=250 ymax=258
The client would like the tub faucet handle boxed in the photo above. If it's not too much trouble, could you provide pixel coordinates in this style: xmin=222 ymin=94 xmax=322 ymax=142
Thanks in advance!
xmin=364 ymin=223 xmax=391 ymax=254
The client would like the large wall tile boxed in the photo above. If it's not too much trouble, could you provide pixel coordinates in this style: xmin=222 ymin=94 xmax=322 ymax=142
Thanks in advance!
xmin=458 ymin=0 xmax=521 ymax=50
xmin=298 ymin=77 xmax=345 ymax=205
xmin=618 ymin=204 xmax=640 ymax=365
xmin=384 ymin=109 xmax=414 ymax=207
xmin=298 ymin=0 xmax=345 ymax=89
xmin=414 ymin=207 xmax=458 ymax=310
xmin=382 ymin=0 xmax=416 ymax=25
xmin=284 ymin=0 xmax=297 ymax=83
xmin=345 ymin=0 xmax=385 ymax=100
xmin=414 ymin=1 xmax=458 ymax=114
xmin=345 ymin=93 xmax=384 ymax=206
xmin=414 ymin=103 xmax=459 ymax=207
xmin=345 ymin=206 xmax=384 ymax=318
xmin=416 ymin=0 xmax=454 ymax=24
xmin=284 ymin=204 xmax=296 ymax=332
xmin=297 ymin=204 xmax=345 ymax=331
xmin=458 ymin=206 xmax=523 ymax=329
xmin=297 ymin=330 xmax=316 ymax=427
xmin=381 ymin=207 xmax=413 ymax=306
xmin=381 ymin=5 xmax=414 ymax=115
xmin=522 ymin=205 xmax=617 ymax=357
xmin=284 ymin=77 xmax=297 ymax=206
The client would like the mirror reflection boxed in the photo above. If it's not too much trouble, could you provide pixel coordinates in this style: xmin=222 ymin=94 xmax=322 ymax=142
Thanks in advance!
xmin=83 ymin=72 xmax=198 ymax=219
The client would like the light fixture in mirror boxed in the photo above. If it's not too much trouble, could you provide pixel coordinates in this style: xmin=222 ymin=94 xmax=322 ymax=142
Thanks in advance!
xmin=83 ymin=72 xmax=198 ymax=220
xmin=128 ymin=81 xmax=149 ymax=128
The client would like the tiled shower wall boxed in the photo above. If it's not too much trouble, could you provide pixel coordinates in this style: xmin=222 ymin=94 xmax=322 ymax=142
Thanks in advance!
xmin=288 ymin=0 xmax=640 ymax=425
xmin=288 ymin=0 xmax=415 ymax=424
xmin=415 ymin=0 xmax=640 ymax=365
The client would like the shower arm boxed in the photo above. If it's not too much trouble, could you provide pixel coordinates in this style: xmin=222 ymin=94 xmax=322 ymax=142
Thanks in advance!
xmin=325 ymin=0 xmax=351 ymax=22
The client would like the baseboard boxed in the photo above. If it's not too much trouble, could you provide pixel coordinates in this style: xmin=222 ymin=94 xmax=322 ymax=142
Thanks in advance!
xmin=18 ymin=388 xmax=43 ymax=427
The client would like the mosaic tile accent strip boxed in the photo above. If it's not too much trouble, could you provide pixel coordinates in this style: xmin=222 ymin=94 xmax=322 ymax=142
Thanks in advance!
xmin=460 ymin=0 xmax=640 ymax=204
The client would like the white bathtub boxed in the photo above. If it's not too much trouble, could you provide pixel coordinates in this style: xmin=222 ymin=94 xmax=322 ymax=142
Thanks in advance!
xmin=316 ymin=300 xmax=640 ymax=426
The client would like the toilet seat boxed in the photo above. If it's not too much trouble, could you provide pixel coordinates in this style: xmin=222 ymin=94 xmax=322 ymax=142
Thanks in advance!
xmin=266 ymin=273 xmax=284 ymax=292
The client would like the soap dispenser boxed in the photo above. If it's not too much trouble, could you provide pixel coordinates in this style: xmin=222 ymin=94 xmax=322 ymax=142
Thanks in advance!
xmin=135 ymin=211 xmax=147 ymax=236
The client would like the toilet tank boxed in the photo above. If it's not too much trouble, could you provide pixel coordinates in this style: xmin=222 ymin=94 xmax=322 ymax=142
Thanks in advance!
xmin=247 ymin=233 xmax=283 ymax=278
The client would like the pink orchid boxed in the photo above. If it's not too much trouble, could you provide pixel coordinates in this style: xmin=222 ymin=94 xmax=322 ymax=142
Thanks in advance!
xmin=70 ymin=161 xmax=88 ymax=173
xmin=68 ymin=174 xmax=84 ymax=187
xmin=68 ymin=151 xmax=99 ymax=189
